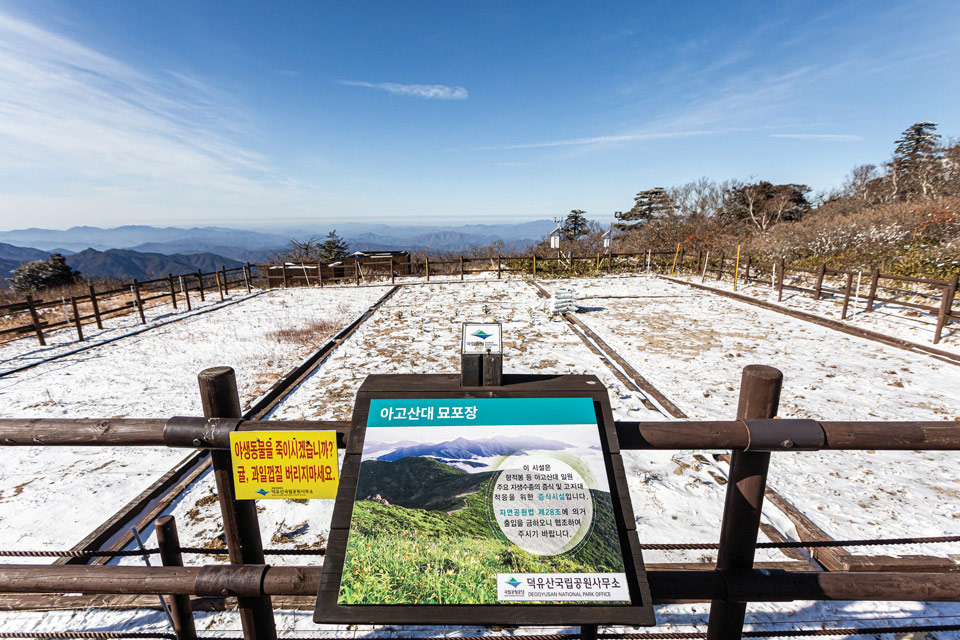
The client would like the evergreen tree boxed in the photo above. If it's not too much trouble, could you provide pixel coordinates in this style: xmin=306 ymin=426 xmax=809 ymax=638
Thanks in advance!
xmin=890 ymin=121 xmax=943 ymax=199
xmin=562 ymin=210 xmax=588 ymax=240
xmin=318 ymin=230 xmax=349 ymax=264
xmin=615 ymin=187 xmax=672 ymax=229
xmin=9 ymin=253 xmax=79 ymax=292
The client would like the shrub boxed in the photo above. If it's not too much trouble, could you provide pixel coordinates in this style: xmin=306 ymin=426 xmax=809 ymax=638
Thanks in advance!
xmin=9 ymin=254 xmax=80 ymax=292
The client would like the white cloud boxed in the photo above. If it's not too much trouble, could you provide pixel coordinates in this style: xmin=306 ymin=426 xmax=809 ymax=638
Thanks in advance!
xmin=340 ymin=80 xmax=468 ymax=100
xmin=478 ymin=130 xmax=714 ymax=151
xmin=770 ymin=133 xmax=864 ymax=141
xmin=0 ymin=9 xmax=308 ymax=226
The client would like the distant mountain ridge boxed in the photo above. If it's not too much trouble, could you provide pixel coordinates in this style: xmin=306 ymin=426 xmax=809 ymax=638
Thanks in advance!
xmin=376 ymin=435 xmax=567 ymax=462
xmin=0 ymin=220 xmax=555 ymax=257
xmin=65 ymin=248 xmax=243 ymax=281
xmin=0 ymin=243 xmax=244 ymax=285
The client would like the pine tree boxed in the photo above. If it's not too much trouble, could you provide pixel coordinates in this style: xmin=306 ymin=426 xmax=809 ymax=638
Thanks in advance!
xmin=318 ymin=230 xmax=349 ymax=264
xmin=890 ymin=122 xmax=943 ymax=199
xmin=615 ymin=187 xmax=672 ymax=229
xmin=562 ymin=210 xmax=588 ymax=240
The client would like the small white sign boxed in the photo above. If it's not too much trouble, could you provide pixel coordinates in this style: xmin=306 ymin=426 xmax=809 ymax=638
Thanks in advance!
xmin=497 ymin=573 xmax=630 ymax=602
xmin=461 ymin=322 xmax=502 ymax=355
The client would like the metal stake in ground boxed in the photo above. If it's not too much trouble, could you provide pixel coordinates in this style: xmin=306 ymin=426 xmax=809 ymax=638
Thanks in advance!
xmin=198 ymin=367 xmax=276 ymax=640
xmin=707 ymin=364 xmax=782 ymax=640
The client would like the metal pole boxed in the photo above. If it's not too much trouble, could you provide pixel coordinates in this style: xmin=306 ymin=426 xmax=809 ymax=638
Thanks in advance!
xmin=156 ymin=516 xmax=197 ymax=640
xmin=179 ymin=276 xmax=191 ymax=311
xmin=706 ymin=364 xmax=783 ymax=640
xmin=198 ymin=367 xmax=276 ymax=640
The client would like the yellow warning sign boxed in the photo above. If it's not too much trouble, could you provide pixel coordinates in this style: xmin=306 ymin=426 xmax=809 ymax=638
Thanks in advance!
xmin=229 ymin=431 xmax=338 ymax=500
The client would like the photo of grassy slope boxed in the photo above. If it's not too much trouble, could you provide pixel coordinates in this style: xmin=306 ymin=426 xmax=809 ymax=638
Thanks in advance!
xmin=338 ymin=456 xmax=625 ymax=605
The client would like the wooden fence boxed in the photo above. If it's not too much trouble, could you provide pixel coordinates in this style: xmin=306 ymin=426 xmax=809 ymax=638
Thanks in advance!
xmin=0 ymin=264 xmax=254 ymax=346
xmin=3 ymin=250 xmax=956 ymax=347
xmin=673 ymin=250 xmax=959 ymax=345
xmin=259 ymin=250 xmax=957 ymax=345
xmin=1 ymin=365 xmax=960 ymax=640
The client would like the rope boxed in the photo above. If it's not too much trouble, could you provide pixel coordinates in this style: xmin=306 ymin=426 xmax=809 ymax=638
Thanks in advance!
xmin=0 ymin=549 xmax=158 ymax=558
xmin=0 ymin=634 xmax=174 ymax=639
xmin=3 ymin=534 xmax=958 ymax=558
xmin=2 ymin=625 xmax=959 ymax=640
xmin=639 ymin=534 xmax=960 ymax=551
xmin=178 ymin=547 xmax=325 ymax=555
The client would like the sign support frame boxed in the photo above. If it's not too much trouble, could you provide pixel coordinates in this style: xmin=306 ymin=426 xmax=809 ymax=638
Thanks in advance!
xmin=314 ymin=373 xmax=655 ymax=626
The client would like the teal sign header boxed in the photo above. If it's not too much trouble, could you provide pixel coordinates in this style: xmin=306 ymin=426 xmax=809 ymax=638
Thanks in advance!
xmin=367 ymin=397 xmax=596 ymax=427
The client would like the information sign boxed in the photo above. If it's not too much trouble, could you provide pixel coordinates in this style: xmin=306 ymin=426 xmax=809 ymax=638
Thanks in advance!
xmin=461 ymin=322 xmax=502 ymax=354
xmin=230 ymin=431 xmax=338 ymax=500
xmin=315 ymin=374 xmax=655 ymax=626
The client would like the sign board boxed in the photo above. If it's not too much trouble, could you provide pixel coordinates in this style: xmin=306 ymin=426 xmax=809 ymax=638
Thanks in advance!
xmin=230 ymin=431 xmax=338 ymax=500
xmin=315 ymin=374 xmax=654 ymax=626
xmin=461 ymin=322 xmax=502 ymax=355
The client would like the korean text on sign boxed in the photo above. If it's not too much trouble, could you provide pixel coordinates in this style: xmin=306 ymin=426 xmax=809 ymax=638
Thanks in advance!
xmin=229 ymin=431 xmax=338 ymax=500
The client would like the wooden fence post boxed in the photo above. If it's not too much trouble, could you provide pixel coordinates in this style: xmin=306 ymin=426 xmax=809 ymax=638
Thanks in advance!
xmin=813 ymin=263 xmax=826 ymax=300
xmin=179 ymin=276 xmax=191 ymax=312
xmin=155 ymin=515 xmax=197 ymax=640
xmin=243 ymin=262 xmax=252 ymax=293
xmin=716 ymin=252 xmax=725 ymax=280
xmin=460 ymin=256 xmax=464 ymax=281
xmin=221 ymin=266 xmax=229 ymax=295
xmin=532 ymin=254 xmax=537 ymax=278
xmin=282 ymin=264 xmax=289 ymax=289
xmin=168 ymin=274 xmax=178 ymax=309
xmin=132 ymin=280 xmax=146 ymax=324
xmin=497 ymin=255 xmax=502 ymax=279
xmin=196 ymin=270 xmax=205 ymax=301
xmin=841 ymin=272 xmax=854 ymax=320
xmin=776 ymin=259 xmax=785 ymax=301
xmin=25 ymin=295 xmax=46 ymax=346
xmin=318 ymin=261 xmax=324 ymax=288
xmin=425 ymin=257 xmax=430 ymax=282
xmin=88 ymin=285 xmax=103 ymax=329
xmin=198 ymin=367 xmax=277 ymax=640
xmin=696 ymin=250 xmax=703 ymax=275
xmin=69 ymin=296 xmax=83 ymax=342
xmin=607 ymin=251 xmax=613 ymax=274
xmin=934 ymin=275 xmax=958 ymax=344
xmin=744 ymin=256 xmax=752 ymax=282
xmin=865 ymin=268 xmax=880 ymax=312
xmin=215 ymin=272 xmax=224 ymax=301
xmin=706 ymin=365 xmax=782 ymax=640
xmin=356 ymin=263 xmax=361 ymax=286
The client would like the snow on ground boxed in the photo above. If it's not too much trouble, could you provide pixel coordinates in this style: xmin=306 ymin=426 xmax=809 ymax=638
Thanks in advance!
xmin=2 ymin=276 xmax=960 ymax=637
xmin=152 ymin=280 xmax=697 ymax=568
xmin=670 ymin=268 xmax=960 ymax=354
xmin=0 ymin=287 xmax=383 ymax=557
xmin=539 ymin=275 xmax=960 ymax=559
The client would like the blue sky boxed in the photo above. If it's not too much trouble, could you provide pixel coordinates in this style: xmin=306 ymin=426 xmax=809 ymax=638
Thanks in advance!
xmin=0 ymin=1 xmax=958 ymax=230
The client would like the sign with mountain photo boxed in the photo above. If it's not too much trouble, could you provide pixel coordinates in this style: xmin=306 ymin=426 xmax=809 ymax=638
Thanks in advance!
xmin=336 ymin=397 xmax=630 ymax=605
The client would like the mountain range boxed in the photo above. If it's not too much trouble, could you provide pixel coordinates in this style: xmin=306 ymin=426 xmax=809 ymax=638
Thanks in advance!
xmin=0 ymin=220 xmax=555 ymax=256
xmin=0 ymin=220 xmax=556 ymax=286
xmin=0 ymin=243 xmax=243 ymax=284
xmin=374 ymin=435 xmax=568 ymax=462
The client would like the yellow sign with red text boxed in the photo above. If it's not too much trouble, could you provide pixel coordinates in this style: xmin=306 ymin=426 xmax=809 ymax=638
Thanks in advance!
xmin=229 ymin=431 xmax=338 ymax=500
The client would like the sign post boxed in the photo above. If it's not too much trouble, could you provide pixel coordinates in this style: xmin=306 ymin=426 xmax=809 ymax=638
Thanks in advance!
xmin=315 ymin=373 xmax=655 ymax=627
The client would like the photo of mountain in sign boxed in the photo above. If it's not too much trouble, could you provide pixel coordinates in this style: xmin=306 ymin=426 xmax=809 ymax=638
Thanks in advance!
xmin=338 ymin=424 xmax=626 ymax=606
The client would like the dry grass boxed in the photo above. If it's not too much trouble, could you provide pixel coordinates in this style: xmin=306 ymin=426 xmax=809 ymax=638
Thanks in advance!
xmin=266 ymin=318 xmax=338 ymax=346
